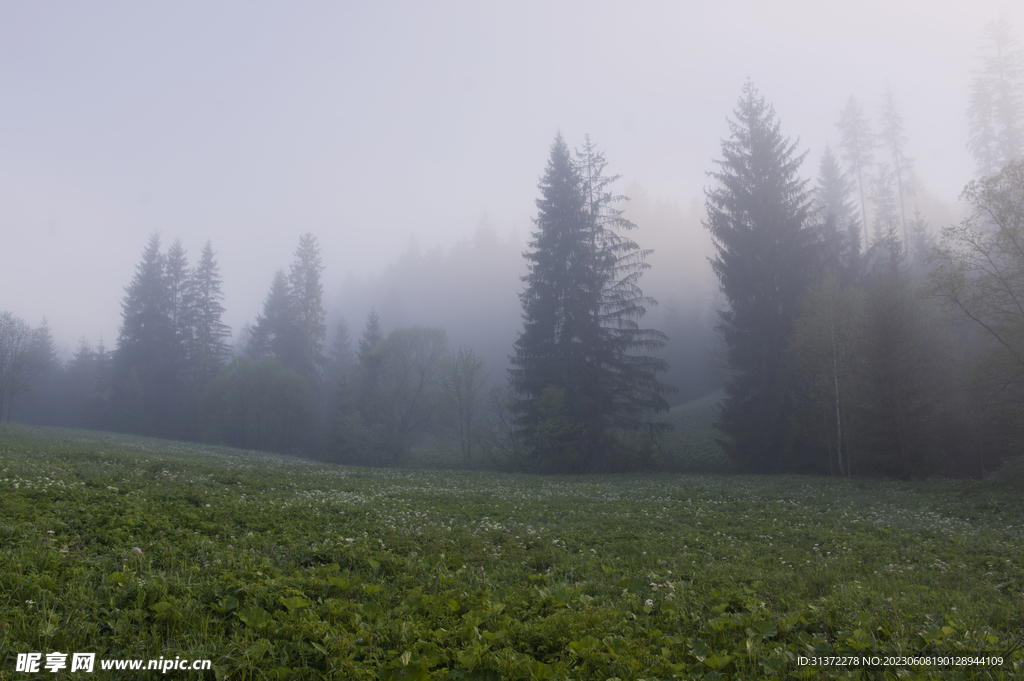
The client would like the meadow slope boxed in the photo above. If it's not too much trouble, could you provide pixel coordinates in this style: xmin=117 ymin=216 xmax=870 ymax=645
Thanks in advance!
xmin=1 ymin=424 xmax=1022 ymax=680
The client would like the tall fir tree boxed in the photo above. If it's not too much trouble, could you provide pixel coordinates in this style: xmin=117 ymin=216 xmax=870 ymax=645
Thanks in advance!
xmin=188 ymin=241 xmax=231 ymax=386
xmin=357 ymin=309 xmax=384 ymax=361
xmin=247 ymin=270 xmax=294 ymax=364
xmin=814 ymin=145 xmax=860 ymax=274
xmin=511 ymin=133 xmax=590 ymax=442
xmin=164 ymin=239 xmax=191 ymax=417
xmin=115 ymin=232 xmax=175 ymax=433
xmin=870 ymin=164 xmax=900 ymax=248
xmin=967 ymin=19 xmax=1024 ymax=177
xmin=165 ymin=239 xmax=192 ymax=364
xmin=878 ymin=84 xmax=913 ymax=244
xmin=66 ymin=339 xmax=98 ymax=428
xmin=327 ymin=316 xmax=354 ymax=387
xmin=288 ymin=233 xmax=327 ymax=388
xmin=511 ymin=133 xmax=670 ymax=472
xmin=837 ymin=97 xmax=875 ymax=254
xmin=906 ymin=208 xmax=934 ymax=270
xmin=704 ymin=82 xmax=816 ymax=472
xmin=574 ymin=136 xmax=672 ymax=441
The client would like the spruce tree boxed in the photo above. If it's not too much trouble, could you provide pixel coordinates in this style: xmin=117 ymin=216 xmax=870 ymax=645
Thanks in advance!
xmin=165 ymin=239 xmax=191 ymax=418
xmin=115 ymin=232 xmax=175 ymax=433
xmin=357 ymin=309 xmax=384 ymax=361
xmin=165 ymin=239 xmax=192 ymax=366
xmin=511 ymin=133 xmax=670 ymax=472
xmin=188 ymin=241 xmax=231 ymax=386
xmin=288 ymin=233 xmax=327 ymax=388
xmin=704 ymin=82 xmax=816 ymax=472
xmin=878 ymin=85 xmax=913 ymax=244
xmin=511 ymin=132 xmax=588 ymax=439
xmin=247 ymin=270 xmax=294 ymax=363
xmin=870 ymin=164 xmax=900 ymax=248
xmin=837 ymin=97 xmax=875 ymax=253
xmin=327 ymin=317 xmax=354 ymax=386
xmin=814 ymin=145 xmax=860 ymax=274
xmin=575 ymin=137 xmax=671 ymax=442
xmin=967 ymin=19 xmax=1024 ymax=177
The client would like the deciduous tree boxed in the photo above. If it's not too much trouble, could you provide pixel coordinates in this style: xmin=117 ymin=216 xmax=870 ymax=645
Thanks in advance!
xmin=789 ymin=275 xmax=864 ymax=475
xmin=359 ymin=326 xmax=448 ymax=466
xmin=0 ymin=311 xmax=32 ymax=422
xmin=439 ymin=346 xmax=490 ymax=469
xmin=930 ymin=160 xmax=1024 ymax=458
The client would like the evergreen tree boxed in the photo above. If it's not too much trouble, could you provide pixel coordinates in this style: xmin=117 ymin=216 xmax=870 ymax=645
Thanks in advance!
xmin=857 ymin=233 xmax=943 ymax=476
xmin=575 ymin=136 xmax=672 ymax=444
xmin=327 ymin=317 xmax=354 ymax=387
xmin=870 ymin=164 xmax=900 ymax=248
xmin=837 ymin=97 xmax=875 ymax=254
xmin=28 ymin=319 xmax=60 ymax=379
xmin=967 ymin=19 xmax=1024 ymax=177
xmin=64 ymin=337 xmax=112 ymax=430
xmin=357 ymin=308 xmax=384 ymax=361
xmin=114 ymin=233 xmax=175 ymax=433
xmin=247 ymin=270 xmax=294 ymax=363
xmin=188 ymin=241 xmax=231 ymax=386
xmin=66 ymin=339 xmax=98 ymax=428
xmin=878 ymin=85 xmax=913 ymax=243
xmin=906 ymin=208 xmax=935 ymax=270
xmin=288 ymin=233 xmax=327 ymax=388
xmin=164 ymin=239 xmax=191 ymax=427
xmin=511 ymin=133 xmax=670 ymax=472
xmin=93 ymin=339 xmax=112 ymax=428
xmin=510 ymin=133 xmax=586 ymax=429
xmin=165 ymin=238 xmax=192 ymax=369
xmin=814 ymin=145 xmax=860 ymax=273
xmin=704 ymin=81 xmax=816 ymax=472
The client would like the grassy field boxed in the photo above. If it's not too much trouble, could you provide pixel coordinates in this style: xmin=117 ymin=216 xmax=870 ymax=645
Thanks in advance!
xmin=1 ymin=423 xmax=1022 ymax=680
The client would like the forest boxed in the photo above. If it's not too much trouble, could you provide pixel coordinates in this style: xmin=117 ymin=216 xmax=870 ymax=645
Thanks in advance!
xmin=2 ymin=20 xmax=1024 ymax=480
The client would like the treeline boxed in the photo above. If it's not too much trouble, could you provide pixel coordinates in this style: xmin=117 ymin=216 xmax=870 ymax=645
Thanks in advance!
xmin=707 ymin=73 xmax=1023 ymax=477
xmin=3 ymin=236 xmax=233 ymax=437
xmin=0 ymin=232 xmax=507 ymax=469
xmin=4 ymin=21 xmax=1024 ymax=477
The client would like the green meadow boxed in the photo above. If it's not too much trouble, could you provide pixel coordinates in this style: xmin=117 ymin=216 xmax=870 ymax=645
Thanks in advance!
xmin=1 ymin=422 xmax=1022 ymax=680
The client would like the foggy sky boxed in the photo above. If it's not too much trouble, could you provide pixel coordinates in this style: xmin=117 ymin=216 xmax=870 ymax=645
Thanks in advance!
xmin=2 ymin=0 xmax=1022 ymax=353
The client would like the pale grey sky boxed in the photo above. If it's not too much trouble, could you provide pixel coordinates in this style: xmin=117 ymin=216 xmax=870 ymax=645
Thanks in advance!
xmin=2 ymin=0 xmax=1022 ymax=352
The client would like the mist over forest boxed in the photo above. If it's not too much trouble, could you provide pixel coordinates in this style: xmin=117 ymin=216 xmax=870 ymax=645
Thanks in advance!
xmin=3 ymin=4 xmax=1024 ymax=478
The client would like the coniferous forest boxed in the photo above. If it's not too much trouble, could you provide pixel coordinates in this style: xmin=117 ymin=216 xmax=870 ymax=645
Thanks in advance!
xmin=4 ymin=21 xmax=1024 ymax=480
